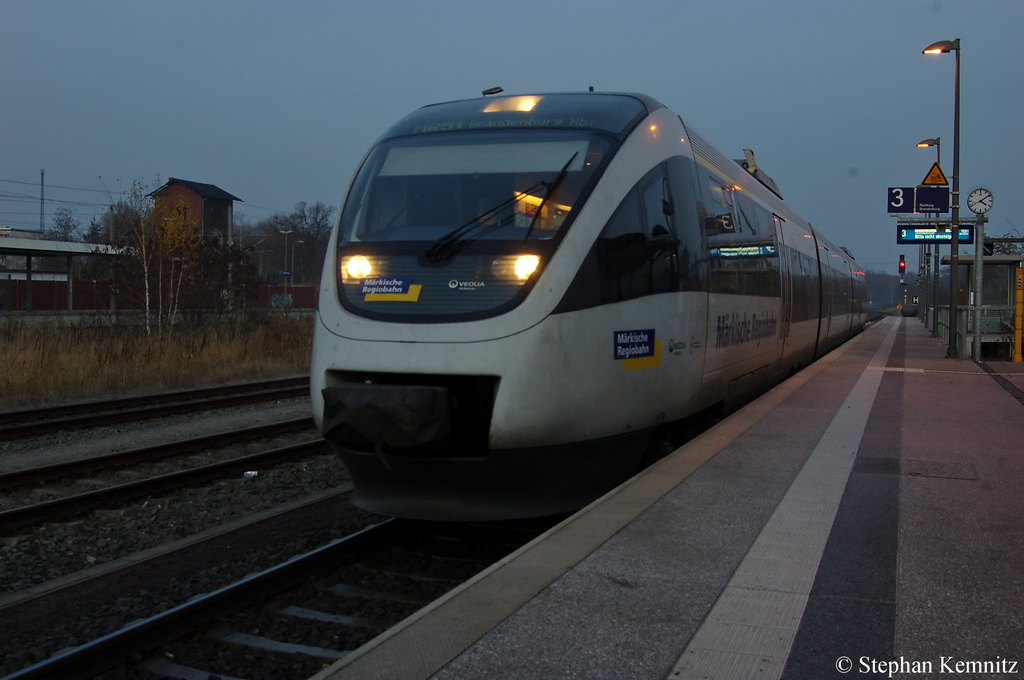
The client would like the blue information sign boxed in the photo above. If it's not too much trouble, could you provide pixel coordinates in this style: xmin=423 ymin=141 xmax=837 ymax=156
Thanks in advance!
xmin=915 ymin=187 xmax=950 ymax=213
xmin=887 ymin=187 xmax=950 ymax=214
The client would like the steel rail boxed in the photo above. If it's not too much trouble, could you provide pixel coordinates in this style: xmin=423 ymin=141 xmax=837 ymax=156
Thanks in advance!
xmin=0 ymin=439 xmax=332 ymax=532
xmin=0 ymin=417 xmax=315 ymax=490
xmin=0 ymin=386 xmax=309 ymax=440
xmin=2 ymin=519 xmax=400 ymax=680
xmin=0 ymin=377 xmax=308 ymax=425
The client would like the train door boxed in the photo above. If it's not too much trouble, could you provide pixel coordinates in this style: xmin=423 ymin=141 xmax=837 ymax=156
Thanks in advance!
xmin=589 ymin=156 xmax=709 ymax=419
xmin=775 ymin=215 xmax=793 ymax=369
xmin=812 ymin=234 xmax=831 ymax=358
xmin=665 ymin=155 xmax=709 ymax=414
xmin=693 ymin=158 xmax=782 ymax=404
xmin=840 ymin=258 xmax=855 ymax=339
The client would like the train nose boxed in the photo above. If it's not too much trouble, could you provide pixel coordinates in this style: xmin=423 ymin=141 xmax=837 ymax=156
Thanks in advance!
xmin=321 ymin=384 xmax=456 ymax=455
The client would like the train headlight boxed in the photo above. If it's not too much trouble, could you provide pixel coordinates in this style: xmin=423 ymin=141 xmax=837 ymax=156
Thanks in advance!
xmin=483 ymin=95 xmax=541 ymax=113
xmin=342 ymin=255 xmax=373 ymax=283
xmin=514 ymin=255 xmax=540 ymax=280
xmin=490 ymin=254 xmax=542 ymax=283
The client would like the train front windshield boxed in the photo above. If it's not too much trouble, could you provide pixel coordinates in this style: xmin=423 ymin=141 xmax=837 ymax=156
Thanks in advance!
xmin=339 ymin=132 xmax=610 ymax=246
xmin=335 ymin=94 xmax=650 ymax=322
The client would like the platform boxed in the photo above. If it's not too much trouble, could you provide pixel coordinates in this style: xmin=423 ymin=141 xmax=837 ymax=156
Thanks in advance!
xmin=313 ymin=316 xmax=1024 ymax=680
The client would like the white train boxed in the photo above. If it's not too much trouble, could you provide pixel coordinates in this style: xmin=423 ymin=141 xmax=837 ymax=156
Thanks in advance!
xmin=311 ymin=92 xmax=866 ymax=521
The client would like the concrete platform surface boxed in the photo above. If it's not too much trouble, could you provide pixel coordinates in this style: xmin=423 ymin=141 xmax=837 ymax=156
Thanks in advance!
xmin=313 ymin=317 xmax=1024 ymax=680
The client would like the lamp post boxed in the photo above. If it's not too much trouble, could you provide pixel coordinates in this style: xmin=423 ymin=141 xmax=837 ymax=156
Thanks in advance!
xmin=278 ymin=227 xmax=293 ymax=297
xmin=292 ymin=240 xmax=303 ymax=286
xmin=916 ymin=137 xmax=941 ymax=160
xmin=917 ymin=138 xmax=941 ymax=337
xmin=923 ymin=39 xmax=961 ymax=358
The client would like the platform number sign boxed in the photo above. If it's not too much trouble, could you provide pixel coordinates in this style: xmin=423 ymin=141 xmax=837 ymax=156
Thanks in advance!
xmin=888 ymin=187 xmax=915 ymax=213
xmin=887 ymin=187 xmax=950 ymax=214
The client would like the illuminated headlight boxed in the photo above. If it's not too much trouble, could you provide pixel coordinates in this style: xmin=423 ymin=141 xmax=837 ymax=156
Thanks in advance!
xmin=514 ymin=255 xmax=540 ymax=280
xmin=483 ymin=95 xmax=541 ymax=113
xmin=341 ymin=255 xmax=374 ymax=283
xmin=491 ymin=255 xmax=541 ymax=283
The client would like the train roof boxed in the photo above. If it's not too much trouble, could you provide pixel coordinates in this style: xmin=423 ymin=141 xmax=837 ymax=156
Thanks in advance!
xmin=380 ymin=92 xmax=664 ymax=142
xmin=374 ymin=91 xmax=859 ymax=267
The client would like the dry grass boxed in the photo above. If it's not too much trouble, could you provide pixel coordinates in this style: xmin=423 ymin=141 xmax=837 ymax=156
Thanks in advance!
xmin=0 ymin=313 xmax=313 ymax=409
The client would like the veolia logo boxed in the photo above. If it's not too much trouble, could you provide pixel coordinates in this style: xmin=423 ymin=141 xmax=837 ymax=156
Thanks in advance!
xmin=449 ymin=279 xmax=486 ymax=290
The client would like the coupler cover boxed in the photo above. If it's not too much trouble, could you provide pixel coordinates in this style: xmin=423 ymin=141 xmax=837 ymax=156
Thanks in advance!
xmin=321 ymin=384 xmax=455 ymax=452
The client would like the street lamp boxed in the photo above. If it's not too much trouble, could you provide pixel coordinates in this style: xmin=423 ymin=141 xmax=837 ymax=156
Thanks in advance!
xmin=278 ymin=227 xmax=293 ymax=296
xmin=292 ymin=240 xmax=303 ymax=287
xmin=916 ymin=138 xmax=940 ymax=163
xmin=923 ymin=38 xmax=961 ymax=358
xmin=916 ymin=138 xmax=941 ymax=337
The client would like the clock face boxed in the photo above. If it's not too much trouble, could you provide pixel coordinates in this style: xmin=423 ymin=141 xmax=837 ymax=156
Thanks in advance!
xmin=967 ymin=188 xmax=993 ymax=214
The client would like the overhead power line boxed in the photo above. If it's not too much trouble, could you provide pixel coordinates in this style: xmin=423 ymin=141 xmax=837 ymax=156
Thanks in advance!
xmin=0 ymin=195 xmax=110 ymax=209
xmin=0 ymin=177 xmax=112 ymax=194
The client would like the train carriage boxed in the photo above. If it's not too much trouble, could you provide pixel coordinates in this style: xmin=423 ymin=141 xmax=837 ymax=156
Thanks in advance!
xmin=311 ymin=92 xmax=865 ymax=520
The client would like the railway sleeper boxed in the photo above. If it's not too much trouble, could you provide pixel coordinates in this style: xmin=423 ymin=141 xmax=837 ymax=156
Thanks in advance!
xmin=355 ymin=560 xmax=465 ymax=584
xmin=206 ymin=624 xmax=348 ymax=661
xmin=273 ymin=604 xmax=391 ymax=630
xmin=389 ymin=543 xmax=489 ymax=565
xmin=323 ymin=581 xmax=433 ymax=605
xmin=142 ymin=655 xmax=247 ymax=680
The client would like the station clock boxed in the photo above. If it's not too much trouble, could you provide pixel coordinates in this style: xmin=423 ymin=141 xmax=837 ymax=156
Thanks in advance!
xmin=967 ymin=187 xmax=994 ymax=215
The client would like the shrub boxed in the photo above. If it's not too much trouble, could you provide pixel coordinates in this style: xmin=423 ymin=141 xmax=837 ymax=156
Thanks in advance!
xmin=0 ymin=312 xmax=312 ymax=408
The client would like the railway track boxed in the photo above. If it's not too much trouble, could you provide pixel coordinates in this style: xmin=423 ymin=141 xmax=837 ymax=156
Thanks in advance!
xmin=0 ymin=377 xmax=310 ymax=440
xmin=6 ymin=517 xmax=553 ymax=680
xmin=0 ymin=418 xmax=325 ymax=533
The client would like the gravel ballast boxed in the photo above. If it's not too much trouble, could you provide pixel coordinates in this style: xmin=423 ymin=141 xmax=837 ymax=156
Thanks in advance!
xmin=0 ymin=395 xmax=386 ymax=677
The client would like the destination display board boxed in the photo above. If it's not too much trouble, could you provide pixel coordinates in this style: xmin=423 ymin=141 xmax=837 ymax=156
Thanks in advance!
xmin=897 ymin=226 xmax=973 ymax=244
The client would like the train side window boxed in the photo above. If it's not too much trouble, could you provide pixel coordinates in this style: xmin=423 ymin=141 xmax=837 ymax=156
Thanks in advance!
xmin=734 ymin=192 xmax=759 ymax=235
xmin=789 ymin=249 xmax=805 ymax=322
xmin=789 ymin=250 xmax=815 ymax=322
xmin=639 ymin=172 xmax=673 ymax=241
xmin=697 ymin=163 xmax=781 ymax=298
xmin=698 ymin=168 xmax=735 ymax=238
xmin=665 ymin=156 xmax=707 ymax=292
xmin=597 ymin=164 xmax=679 ymax=302
xmin=696 ymin=166 xmax=736 ymax=293
xmin=734 ymin=194 xmax=780 ymax=297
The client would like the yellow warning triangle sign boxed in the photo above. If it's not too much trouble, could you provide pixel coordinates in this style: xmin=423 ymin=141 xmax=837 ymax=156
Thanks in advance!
xmin=921 ymin=162 xmax=949 ymax=186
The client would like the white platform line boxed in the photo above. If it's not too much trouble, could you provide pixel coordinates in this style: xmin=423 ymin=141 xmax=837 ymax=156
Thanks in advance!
xmin=667 ymin=318 xmax=900 ymax=680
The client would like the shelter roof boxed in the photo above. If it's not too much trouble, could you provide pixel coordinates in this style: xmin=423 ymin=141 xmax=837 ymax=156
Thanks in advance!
xmin=0 ymin=236 xmax=121 ymax=258
xmin=941 ymin=255 xmax=1024 ymax=266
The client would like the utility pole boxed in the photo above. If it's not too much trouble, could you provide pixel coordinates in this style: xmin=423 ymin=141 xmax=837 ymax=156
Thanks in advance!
xmin=40 ymin=169 xmax=45 ymax=232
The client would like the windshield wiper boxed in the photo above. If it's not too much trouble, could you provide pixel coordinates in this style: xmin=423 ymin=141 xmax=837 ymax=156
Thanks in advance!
xmin=423 ymin=152 xmax=579 ymax=263
xmin=522 ymin=152 xmax=577 ymax=244
xmin=424 ymin=181 xmax=544 ymax=263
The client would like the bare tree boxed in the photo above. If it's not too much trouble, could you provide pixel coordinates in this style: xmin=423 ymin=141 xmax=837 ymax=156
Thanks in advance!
xmin=46 ymin=206 xmax=82 ymax=242
xmin=150 ymin=197 xmax=200 ymax=327
xmin=292 ymin=201 xmax=335 ymax=284
xmin=992 ymin=232 xmax=1024 ymax=256
xmin=253 ymin=201 xmax=336 ymax=285
xmin=119 ymin=181 xmax=160 ymax=333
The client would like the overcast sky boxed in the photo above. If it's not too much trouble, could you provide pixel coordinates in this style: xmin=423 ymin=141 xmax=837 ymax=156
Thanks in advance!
xmin=2 ymin=0 xmax=1021 ymax=272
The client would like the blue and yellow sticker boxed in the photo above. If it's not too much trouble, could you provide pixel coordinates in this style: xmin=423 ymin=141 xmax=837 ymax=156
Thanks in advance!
xmin=359 ymin=277 xmax=422 ymax=302
xmin=614 ymin=329 xmax=661 ymax=371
